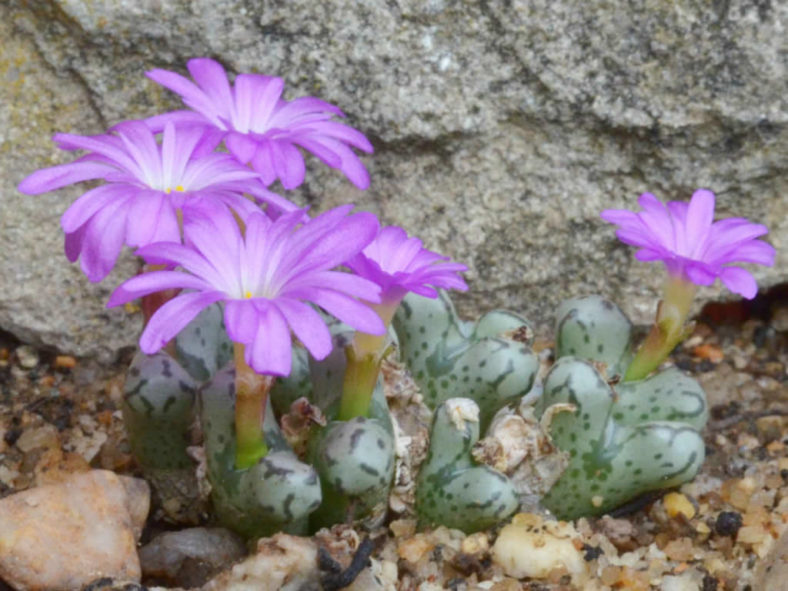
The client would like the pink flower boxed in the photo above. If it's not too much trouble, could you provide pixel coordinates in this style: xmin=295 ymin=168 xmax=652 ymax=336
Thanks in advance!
xmin=146 ymin=58 xmax=374 ymax=190
xmin=108 ymin=206 xmax=386 ymax=376
xmin=18 ymin=121 xmax=294 ymax=282
xmin=345 ymin=225 xmax=468 ymax=305
xmin=601 ymin=189 xmax=775 ymax=299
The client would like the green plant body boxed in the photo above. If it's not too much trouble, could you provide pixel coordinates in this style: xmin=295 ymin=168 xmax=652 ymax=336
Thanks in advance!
xmin=416 ymin=398 xmax=519 ymax=533
xmin=537 ymin=296 xmax=708 ymax=519
xmin=393 ymin=291 xmax=539 ymax=432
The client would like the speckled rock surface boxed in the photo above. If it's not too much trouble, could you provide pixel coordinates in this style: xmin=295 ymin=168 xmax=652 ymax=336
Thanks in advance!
xmin=1 ymin=0 xmax=785 ymax=357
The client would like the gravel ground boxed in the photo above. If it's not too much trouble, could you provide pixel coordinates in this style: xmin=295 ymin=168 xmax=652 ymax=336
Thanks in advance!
xmin=0 ymin=285 xmax=785 ymax=590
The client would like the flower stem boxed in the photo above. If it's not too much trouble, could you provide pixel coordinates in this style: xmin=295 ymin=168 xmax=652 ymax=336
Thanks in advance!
xmin=624 ymin=276 xmax=697 ymax=382
xmin=337 ymin=302 xmax=398 ymax=421
xmin=337 ymin=347 xmax=383 ymax=420
xmin=233 ymin=343 xmax=272 ymax=469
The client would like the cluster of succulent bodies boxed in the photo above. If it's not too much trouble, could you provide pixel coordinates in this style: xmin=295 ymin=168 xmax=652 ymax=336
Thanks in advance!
xmin=19 ymin=59 xmax=775 ymax=538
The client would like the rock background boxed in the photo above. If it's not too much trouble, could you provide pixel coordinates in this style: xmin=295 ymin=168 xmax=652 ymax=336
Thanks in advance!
xmin=0 ymin=0 xmax=785 ymax=359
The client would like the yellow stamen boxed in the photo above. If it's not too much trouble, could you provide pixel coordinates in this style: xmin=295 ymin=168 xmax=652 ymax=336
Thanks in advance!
xmin=165 ymin=187 xmax=172 ymax=194
xmin=175 ymin=185 xmax=185 ymax=192
xmin=244 ymin=291 xmax=253 ymax=299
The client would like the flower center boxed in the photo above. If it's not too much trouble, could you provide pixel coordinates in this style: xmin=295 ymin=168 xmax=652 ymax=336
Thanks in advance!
xmin=164 ymin=185 xmax=185 ymax=194
xmin=244 ymin=290 xmax=253 ymax=299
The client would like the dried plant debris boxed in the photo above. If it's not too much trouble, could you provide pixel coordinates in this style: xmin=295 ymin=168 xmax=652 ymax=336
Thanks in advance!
xmin=0 ymin=294 xmax=786 ymax=590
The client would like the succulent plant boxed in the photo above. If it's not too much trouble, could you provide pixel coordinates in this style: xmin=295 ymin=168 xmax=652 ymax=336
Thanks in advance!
xmin=122 ymin=304 xmax=239 ymax=523
xmin=269 ymin=316 xmax=358 ymax=416
xmin=200 ymin=366 xmax=322 ymax=538
xmin=416 ymin=398 xmax=519 ymax=533
xmin=302 ymin=329 xmax=397 ymax=530
xmin=268 ymin=345 xmax=313 ymax=417
xmin=554 ymin=295 xmax=633 ymax=379
xmin=122 ymin=350 xmax=203 ymax=523
xmin=173 ymin=303 xmax=233 ymax=382
xmin=536 ymin=296 xmax=708 ymax=520
xmin=309 ymin=383 xmax=395 ymax=530
xmin=393 ymin=292 xmax=539 ymax=431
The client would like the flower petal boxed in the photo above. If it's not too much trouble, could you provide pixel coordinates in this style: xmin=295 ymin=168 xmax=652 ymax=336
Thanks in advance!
xmin=270 ymin=140 xmax=306 ymax=190
xmin=146 ymin=67 xmax=224 ymax=127
xmin=107 ymin=271 xmax=212 ymax=307
xmin=250 ymin=143 xmax=278 ymax=186
xmin=719 ymin=267 xmax=758 ymax=299
xmin=187 ymin=58 xmax=234 ymax=122
xmin=135 ymin=241 xmax=225 ymax=285
xmin=682 ymin=189 xmax=715 ymax=257
xmin=288 ymin=210 xmax=379 ymax=275
xmin=234 ymin=73 xmax=283 ymax=133
xmin=60 ymin=184 xmax=133 ymax=233
xmin=283 ymin=271 xmax=382 ymax=304
xmin=140 ymin=290 xmax=225 ymax=354
xmin=79 ymin=198 xmax=130 ymax=282
xmin=245 ymin=183 xmax=301 ymax=216
xmin=273 ymin=298 xmax=333 ymax=361
xmin=225 ymin=131 xmax=259 ymax=163
xmin=18 ymin=161 xmax=114 ymax=194
xmin=246 ymin=301 xmax=292 ymax=376
xmin=224 ymin=299 xmax=260 ymax=344
xmin=64 ymin=226 xmax=87 ymax=263
xmin=297 ymin=288 xmax=385 ymax=336
xmin=723 ymin=240 xmax=776 ymax=266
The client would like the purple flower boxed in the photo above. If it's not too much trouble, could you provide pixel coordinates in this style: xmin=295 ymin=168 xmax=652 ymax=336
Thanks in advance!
xmin=108 ymin=205 xmax=386 ymax=376
xmin=601 ymin=189 xmax=775 ymax=299
xmin=146 ymin=58 xmax=374 ymax=190
xmin=18 ymin=121 xmax=295 ymax=282
xmin=345 ymin=225 xmax=468 ymax=305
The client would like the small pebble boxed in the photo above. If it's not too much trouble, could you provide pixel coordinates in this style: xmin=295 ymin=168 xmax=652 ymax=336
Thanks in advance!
xmin=202 ymin=534 xmax=319 ymax=591
xmin=15 ymin=424 xmax=59 ymax=453
xmin=664 ymin=492 xmax=696 ymax=520
xmin=140 ymin=527 xmax=246 ymax=588
xmin=3 ymin=427 xmax=22 ymax=447
xmin=54 ymin=355 xmax=77 ymax=370
xmin=15 ymin=345 xmax=39 ymax=369
xmin=714 ymin=511 xmax=743 ymax=537
xmin=583 ymin=544 xmax=603 ymax=561
xmin=491 ymin=513 xmax=586 ymax=579
xmin=755 ymin=415 xmax=786 ymax=442
xmin=460 ymin=532 xmax=489 ymax=556
xmin=662 ymin=570 xmax=705 ymax=590
xmin=398 ymin=534 xmax=434 ymax=564
xmin=0 ymin=470 xmax=149 ymax=590
xmin=771 ymin=307 xmax=788 ymax=332
xmin=754 ymin=527 xmax=788 ymax=588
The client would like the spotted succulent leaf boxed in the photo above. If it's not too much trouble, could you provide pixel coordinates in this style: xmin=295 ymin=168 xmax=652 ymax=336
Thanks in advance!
xmin=537 ymin=357 xmax=707 ymax=519
xmin=200 ymin=366 xmax=322 ymax=538
xmin=123 ymin=351 xmax=204 ymax=523
xmin=416 ymin=398 xmax=518 ymax=533
xmin=394 ymin=292 xmax=538 ymax=431
xmin=173 ymin=302 xmax=233 ymax=382
xmin=555 ymin=295 xmax=632 ymax=379
xmin=309 ymin=384 xmax=395 ymax=530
